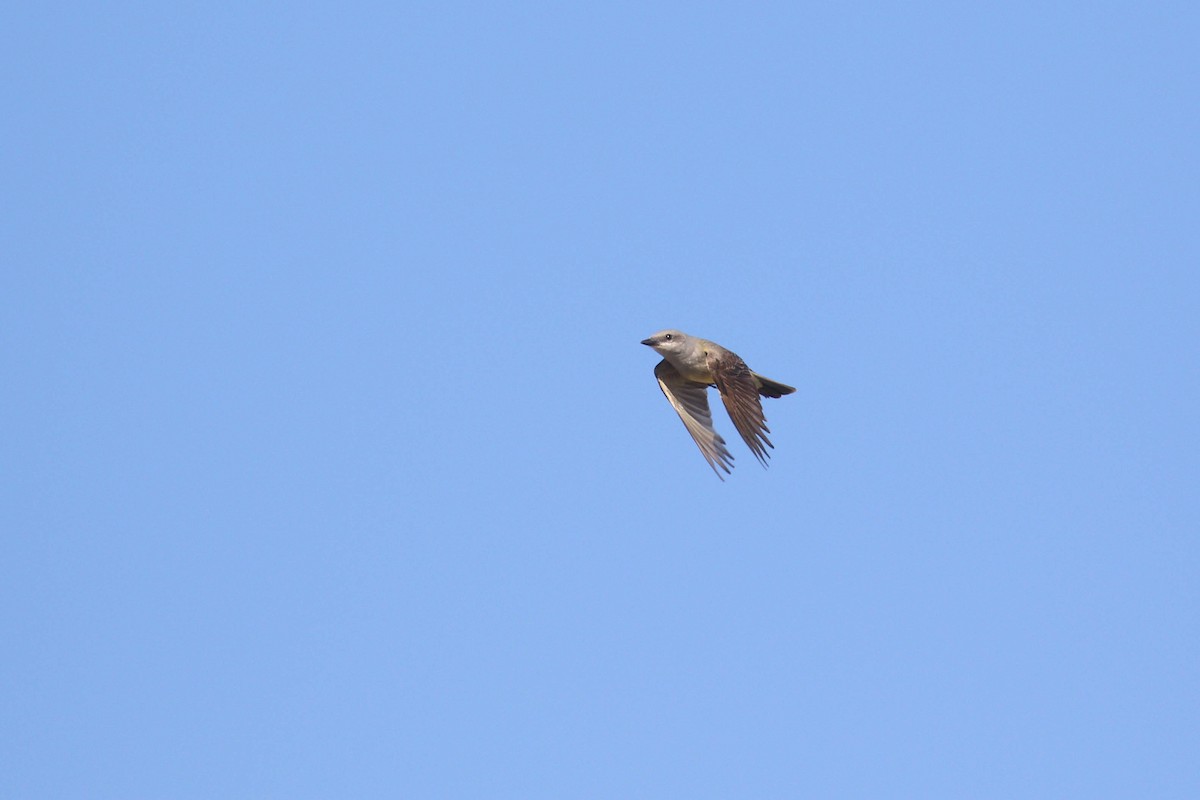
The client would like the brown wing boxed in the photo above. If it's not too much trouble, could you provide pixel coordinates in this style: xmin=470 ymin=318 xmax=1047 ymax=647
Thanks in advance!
xmin=653 ymin=359 xmax=734 ymax=479
xmin=708 ymin=350 xmax=775 ymax=467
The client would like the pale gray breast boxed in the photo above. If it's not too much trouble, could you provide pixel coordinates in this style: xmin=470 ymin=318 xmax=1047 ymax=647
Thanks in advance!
xmin=667 ymin=345 xmax=717 ymax=383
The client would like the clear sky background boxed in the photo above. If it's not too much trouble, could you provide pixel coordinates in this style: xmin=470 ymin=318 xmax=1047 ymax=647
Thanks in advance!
xmin=3 ymin=2 xmax=1198 ymax=797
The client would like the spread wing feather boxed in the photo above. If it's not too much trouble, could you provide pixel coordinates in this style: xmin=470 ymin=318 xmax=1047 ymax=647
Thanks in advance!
xmin=708 ymin=351 xmax=775 ymax=467
xmin=653 ymin=359 xmax=734 ymax=479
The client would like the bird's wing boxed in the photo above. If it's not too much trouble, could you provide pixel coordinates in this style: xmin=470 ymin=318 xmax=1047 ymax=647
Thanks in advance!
xmin=708 ymin=350 xmax=774 ymax=467
xmin=653 ymin=359 xmax=734 ymax=479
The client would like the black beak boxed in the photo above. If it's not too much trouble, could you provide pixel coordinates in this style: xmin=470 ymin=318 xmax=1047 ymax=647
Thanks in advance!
xmin=640 ymin=338 xmax=655 ymax=346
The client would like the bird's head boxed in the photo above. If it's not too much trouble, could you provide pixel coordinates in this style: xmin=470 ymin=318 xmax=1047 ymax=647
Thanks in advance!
xmin=640 ymin=329 xmax=689 ymax=356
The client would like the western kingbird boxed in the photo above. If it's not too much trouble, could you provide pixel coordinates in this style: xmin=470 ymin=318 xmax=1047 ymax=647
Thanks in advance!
xmin=641 ymin=329 xmax=796 ymax=479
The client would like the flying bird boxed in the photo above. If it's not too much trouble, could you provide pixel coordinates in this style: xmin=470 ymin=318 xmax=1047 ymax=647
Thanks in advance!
xmin=641 ymin=329 xmax=796 ymax=479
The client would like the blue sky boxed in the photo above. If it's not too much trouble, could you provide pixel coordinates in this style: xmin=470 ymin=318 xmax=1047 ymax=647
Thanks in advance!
xmin=3 ymin=2 xmax=1198 ymax=797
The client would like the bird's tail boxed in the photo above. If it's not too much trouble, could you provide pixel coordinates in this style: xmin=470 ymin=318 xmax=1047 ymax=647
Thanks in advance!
xmin=754 ymin=373 xmax=797 ymax=398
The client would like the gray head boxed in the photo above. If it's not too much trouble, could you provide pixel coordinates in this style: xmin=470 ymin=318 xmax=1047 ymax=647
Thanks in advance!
xmin=640 ymin=329 xmax=691 ymax=356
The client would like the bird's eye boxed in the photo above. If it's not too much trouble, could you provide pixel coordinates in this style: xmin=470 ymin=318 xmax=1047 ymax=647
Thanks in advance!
xmin=664 ymin=334 xmax=672 ymax=340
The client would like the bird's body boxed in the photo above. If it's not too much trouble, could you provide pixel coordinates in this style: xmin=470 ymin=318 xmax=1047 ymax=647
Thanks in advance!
xmin=654 ymin=333 xmax=719 ymax=383
xmin=641 ymin=329 xmax=795 ymax=479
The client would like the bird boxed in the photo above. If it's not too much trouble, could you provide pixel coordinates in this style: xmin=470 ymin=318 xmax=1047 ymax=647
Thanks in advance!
xmin=641 ymin=329 xmax=796 ymax=479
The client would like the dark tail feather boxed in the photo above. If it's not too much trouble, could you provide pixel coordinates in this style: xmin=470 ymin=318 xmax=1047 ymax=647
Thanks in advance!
xmin=754 ymin=373 xmax=797 ymax=398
